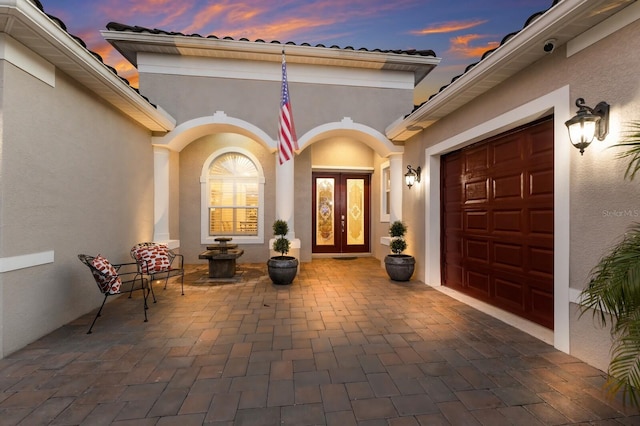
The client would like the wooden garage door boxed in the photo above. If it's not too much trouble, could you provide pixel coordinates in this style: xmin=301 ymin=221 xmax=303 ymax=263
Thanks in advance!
xmin=441 ymin=117 xmax=554 ymax=329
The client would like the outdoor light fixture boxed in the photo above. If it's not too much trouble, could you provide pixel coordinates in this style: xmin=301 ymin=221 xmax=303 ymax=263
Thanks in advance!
xmin=565 ymin=97 xmax=610 ymax=155
xmin=405 ymin=165 xmax=421 ymax=188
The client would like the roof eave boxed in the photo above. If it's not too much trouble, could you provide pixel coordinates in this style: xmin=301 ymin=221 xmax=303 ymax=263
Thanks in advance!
xmin=0 ymin=0 xmax=175 ymax=132
xmin=386 ymin=0 xmax=633 ymax=142
xmin=101 ymin=29 xmax=441 ymax=86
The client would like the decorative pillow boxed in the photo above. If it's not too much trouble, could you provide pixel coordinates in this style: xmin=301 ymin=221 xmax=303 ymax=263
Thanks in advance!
xmin=132 ymin=244 xmax=171 ymax=274
xmin=91 ymin=254 xmax=122 ymax=294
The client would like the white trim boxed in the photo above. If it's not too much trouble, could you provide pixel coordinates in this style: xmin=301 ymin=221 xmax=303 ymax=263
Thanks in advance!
xmin=380 ymin=161 xmax=391 ymax=223
xmin=424 ymin=86 xmax=571 ymax=353
xmin=200 ymin=147 xmax=265 ymax=245
xmin=152 ymin=111 xmax=275 ymax=152
xmin=0 ymin=251 xmax=54 ymax=273
xmin=0 ymin=34 xmax=54 ymax=86
xmin=569 ymin=287 xmax=583 ymax=305
xmin=138 ymin=53 xmax=416 ymax=90
xmin=312 ymin=166 xmax=375 ymax=172
xmin=567 ymin=1 xmax=640 ymax=57
xmin=299 ymin=117 xmax=403 ymax=157
xmin=153 ymin=147 xmax=171 ymax=243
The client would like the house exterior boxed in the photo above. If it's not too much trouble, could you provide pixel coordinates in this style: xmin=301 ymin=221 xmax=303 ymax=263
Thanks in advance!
xmin=0 ymin=0 xmax=638 ymax=376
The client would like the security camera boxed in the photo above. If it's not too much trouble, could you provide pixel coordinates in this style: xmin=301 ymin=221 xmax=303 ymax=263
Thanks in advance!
xmin=543 ymin=39 xmax=556 ymax=53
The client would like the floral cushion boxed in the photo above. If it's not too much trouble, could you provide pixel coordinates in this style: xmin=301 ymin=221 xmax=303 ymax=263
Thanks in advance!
xmin=131 ymin=244 xmax=171 ymax=274
xmin=90 ymin=255 xmax=122 ymax=294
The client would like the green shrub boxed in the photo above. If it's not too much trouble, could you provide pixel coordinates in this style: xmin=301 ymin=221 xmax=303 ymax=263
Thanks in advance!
xmin=272 ymin=220 xmax=290 ymax=256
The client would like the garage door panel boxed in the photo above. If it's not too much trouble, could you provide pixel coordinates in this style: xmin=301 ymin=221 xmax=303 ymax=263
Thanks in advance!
xmin=530 ymin=127 xmax=554 ymax=156
xmin=465 ymin=239 xmax=489 ymax=262
xmin=493 ymin=137 xmax=523 ymax=165
xmin=441 ymin=116 xmax=554 ymax=329
xmin=493 ymin=242 xmax=523 ymax=270
xmin=494 ymin=278 xmax=525 ymax=309
xmin=493 ymin=173 xmax=523 ymax=200
xmin=529 ymin=246 xmax=553 ymax=277
xmin=465 ymin=179 xmax=489 ymax=202
xmin=494 ymin=210 xmax=523 ymax=232
xmin=530 ymin=209 xmax=553 ymax=235
xmin=530 ymin=169 xmax=553 ymax=196
xmin=444 ymin=264 xmax=463 ymax=287
xmin=445 ymin=184 xmax=462 ymax=203
xmin=467 ymin=270 xmax=490 ymax=295
xmin=465 ymin=211 xmax=488 ymax=231
xmin=465 ymin=147 xmax=489 ymax=172
xmin=530 ymin=288 xmax=554 ymax=328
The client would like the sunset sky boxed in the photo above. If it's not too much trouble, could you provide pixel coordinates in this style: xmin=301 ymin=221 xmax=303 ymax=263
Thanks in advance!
xmin=40 ymin=0 xmax=553 ymax=102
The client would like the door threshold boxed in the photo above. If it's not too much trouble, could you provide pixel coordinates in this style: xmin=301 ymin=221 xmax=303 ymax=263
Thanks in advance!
xmin=312 ymin=253 xmax=372 ymax=259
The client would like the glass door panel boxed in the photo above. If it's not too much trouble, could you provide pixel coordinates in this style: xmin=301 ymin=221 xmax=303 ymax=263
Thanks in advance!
xmin=312 ymin=172 xmax=369 ymax=254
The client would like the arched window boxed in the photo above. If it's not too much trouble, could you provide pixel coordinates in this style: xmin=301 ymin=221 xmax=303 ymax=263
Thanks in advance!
xmin=201 ymin=148 xmax=265 ymax=244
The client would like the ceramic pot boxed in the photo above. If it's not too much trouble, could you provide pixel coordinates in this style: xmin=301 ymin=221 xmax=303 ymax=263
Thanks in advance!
xmin=384 ymin=254 xmax=415 ymax=282
xmin=267 ymin=256 xmax=298 ymax=285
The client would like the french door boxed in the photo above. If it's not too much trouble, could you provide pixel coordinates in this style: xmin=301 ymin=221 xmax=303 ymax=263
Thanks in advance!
xmin=312 ymin=172 xmax=370 ymax=254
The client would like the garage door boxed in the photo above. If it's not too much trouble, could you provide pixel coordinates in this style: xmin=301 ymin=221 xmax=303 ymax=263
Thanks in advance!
xmin=441 ymin=117 xmax=554 ymax=329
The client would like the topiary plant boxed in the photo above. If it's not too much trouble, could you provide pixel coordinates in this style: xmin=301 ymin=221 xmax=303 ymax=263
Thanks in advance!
xmin=389 ymin=220 xmax=408 ymax=254
xmin=272 ymin=219 xmax=291 ymax=256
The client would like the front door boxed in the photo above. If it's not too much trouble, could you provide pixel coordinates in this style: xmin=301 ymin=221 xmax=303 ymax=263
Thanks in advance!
xmin=312 ymin=172 xmax=370 ymax=254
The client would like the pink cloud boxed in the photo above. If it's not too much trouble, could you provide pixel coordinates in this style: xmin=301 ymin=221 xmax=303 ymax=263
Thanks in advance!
xmin=448 ymin=34 xmax=500 ymax=59
xmin=411 ymin=19 xmax=488 ymax=35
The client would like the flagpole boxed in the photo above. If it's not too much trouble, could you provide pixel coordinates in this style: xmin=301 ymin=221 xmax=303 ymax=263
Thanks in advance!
xmin=276 ymin=47 xmax=297 ymax=243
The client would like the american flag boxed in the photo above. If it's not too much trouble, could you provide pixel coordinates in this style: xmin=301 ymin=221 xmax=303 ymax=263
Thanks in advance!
xmin=278 ymin=51 xmax=298 ymax=164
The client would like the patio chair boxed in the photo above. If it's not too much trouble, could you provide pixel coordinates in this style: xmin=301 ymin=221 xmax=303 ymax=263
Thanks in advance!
xmin=130 ymin=242 xmax=185 ymax=296
xmin=78 ymin=254 xmax=150 ymax=334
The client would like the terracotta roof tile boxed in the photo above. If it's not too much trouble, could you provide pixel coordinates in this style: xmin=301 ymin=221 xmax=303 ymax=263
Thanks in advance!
xmin=104 ymin=21 xmax=437 ymax=58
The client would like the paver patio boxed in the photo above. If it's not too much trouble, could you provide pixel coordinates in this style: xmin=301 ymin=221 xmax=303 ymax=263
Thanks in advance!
xmin=0 ymin=257 xmax=638 ymax=425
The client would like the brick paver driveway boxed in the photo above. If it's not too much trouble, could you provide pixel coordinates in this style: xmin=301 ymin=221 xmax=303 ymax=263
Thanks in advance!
xmin=0 ymin=257 xmax=638 ymax=425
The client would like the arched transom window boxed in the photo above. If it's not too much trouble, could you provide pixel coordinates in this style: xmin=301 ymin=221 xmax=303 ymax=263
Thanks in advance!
xmin=201 ymin=149 xmax=265 ymax=244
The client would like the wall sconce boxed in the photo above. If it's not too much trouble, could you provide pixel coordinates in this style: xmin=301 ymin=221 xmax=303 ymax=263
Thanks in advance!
xmin=405 ymin=165 xmax=421 ymax=188
xmin=565 ymin=97 xmax=610 ymax=155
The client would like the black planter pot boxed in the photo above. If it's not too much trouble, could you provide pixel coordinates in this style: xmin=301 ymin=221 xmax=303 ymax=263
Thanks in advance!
xmin=267 ymin=256 xmax=299 ymax=285
xmin=384 ymin=254 xmax=415 ymax=282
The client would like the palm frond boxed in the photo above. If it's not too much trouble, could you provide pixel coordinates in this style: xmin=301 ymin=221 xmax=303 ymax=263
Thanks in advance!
xmin=606 ymin=313 xmax=640 ymax=406
xmin=580 ymin=223 xmax=640 ymax=326
xmin=611 ymin=121 xmax=640 ymax=181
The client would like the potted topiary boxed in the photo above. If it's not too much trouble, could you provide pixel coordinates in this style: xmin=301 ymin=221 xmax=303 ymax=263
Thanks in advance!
xmin=267 ymin=219 xmax=299 ymax=285
xmin=384 ymin=220 xmax=415 ymax=281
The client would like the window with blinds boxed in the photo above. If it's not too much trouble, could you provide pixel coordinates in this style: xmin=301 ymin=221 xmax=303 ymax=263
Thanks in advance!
xmin=208 ymin=153 xmax=259 ymax=236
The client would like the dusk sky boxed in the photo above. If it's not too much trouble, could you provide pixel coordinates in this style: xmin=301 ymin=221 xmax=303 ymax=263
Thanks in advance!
xmin=41 ymin=0 xmax=553 ymax=102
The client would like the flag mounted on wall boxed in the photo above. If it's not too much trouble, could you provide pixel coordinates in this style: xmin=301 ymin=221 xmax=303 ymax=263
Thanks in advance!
xmin=278 ymin=50 xmax=298 ymax=164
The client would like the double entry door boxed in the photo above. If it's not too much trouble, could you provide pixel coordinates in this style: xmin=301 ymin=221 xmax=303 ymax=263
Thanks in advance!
xmin=312 ymin=172 xmax=370 ymax=254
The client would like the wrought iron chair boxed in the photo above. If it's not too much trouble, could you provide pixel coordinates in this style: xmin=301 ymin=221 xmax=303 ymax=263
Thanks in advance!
xmin=130 ymin=242 xmax=185 ymax=296
xmin=78 ymin=254 xmax=150 ymax=334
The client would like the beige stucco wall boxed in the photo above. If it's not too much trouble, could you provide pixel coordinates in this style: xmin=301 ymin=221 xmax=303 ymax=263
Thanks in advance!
xmin=139 ymin=73 xmax=413 ymax=139
xmin=402 ymin=18 xmax=640 ymax=370
xmin=178 ymin=133 xmax=275 ymax=264
xmin=0 ymin=61 xmax=155 ymax=356
xmin=140 ymin=66 xmax=411 ymax=264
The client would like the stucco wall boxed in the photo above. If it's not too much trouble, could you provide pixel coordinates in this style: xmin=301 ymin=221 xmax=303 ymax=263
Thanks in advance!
xmin=0 ymin=62 xmax=154 ymax=356
xmin=402 ymin=17 xmax=640 ymax=369
xmin=139 ymin=72 xmax=414 ymax=140
xmin=178 ymin=133 xmax=275 ymax=264
xmin=140 ymin=66 xmax=410 ymax=265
